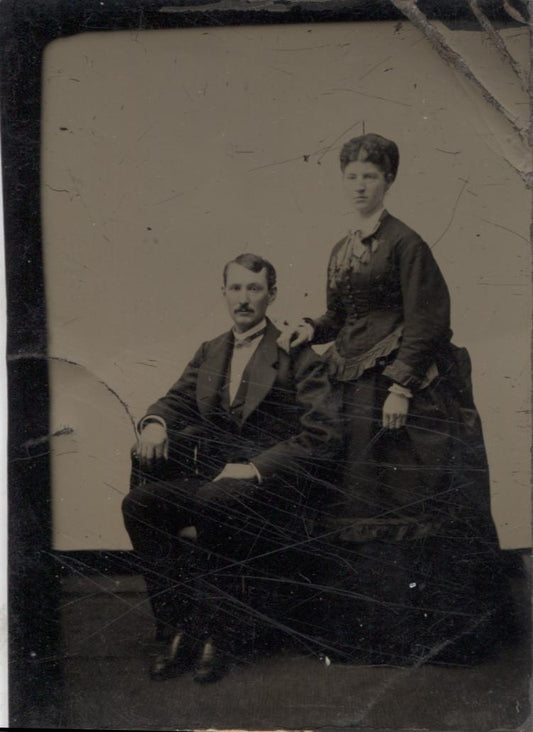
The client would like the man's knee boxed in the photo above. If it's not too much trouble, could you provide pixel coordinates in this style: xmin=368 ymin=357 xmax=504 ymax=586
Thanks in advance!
xmin=122 ymin=489 xmax=142 ymax=519
xmin=121 ymin=490 xmax=150 ymax=551
xmin=122 ymin=483 xmax=167 ymax=521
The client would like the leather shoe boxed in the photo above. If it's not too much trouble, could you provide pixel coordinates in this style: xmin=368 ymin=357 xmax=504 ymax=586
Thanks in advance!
xmin=193 ymin=638 xmax=229 ymax=683
xmin=150 ymin=631 xmax=199 ymax=680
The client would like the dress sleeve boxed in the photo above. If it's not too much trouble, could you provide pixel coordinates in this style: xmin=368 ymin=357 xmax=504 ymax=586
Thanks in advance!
xmin=382 ymin=234 xmax=451 ymax=390
xmin=310 ymin=244 xmax=347 ymax=344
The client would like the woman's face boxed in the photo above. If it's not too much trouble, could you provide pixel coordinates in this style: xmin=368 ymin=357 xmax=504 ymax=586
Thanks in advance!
xmin=342 ymin=160 xmax=391 ymax=217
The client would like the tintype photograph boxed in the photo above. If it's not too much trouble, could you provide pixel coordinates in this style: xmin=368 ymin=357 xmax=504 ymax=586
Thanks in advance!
xmin=1 ymin=0 xmax=531 ymax=729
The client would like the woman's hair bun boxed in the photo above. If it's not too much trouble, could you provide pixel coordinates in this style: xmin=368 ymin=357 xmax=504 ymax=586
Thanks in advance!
xmin=340 ymin=134 xmax=399 ymax=180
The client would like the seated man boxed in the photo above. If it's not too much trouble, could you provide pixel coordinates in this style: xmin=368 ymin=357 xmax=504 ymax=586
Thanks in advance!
xmin=122 ymin=253 xmax=340 ymax=683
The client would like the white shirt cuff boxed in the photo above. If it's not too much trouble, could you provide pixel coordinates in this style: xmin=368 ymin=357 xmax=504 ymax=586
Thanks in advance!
xmin=139 ymin=415 xmax=167 ymax=433
xmin=388 ymin=383 xmax=413 ymax=399
xmin=249 ymin=462 xmax=262 ymax=484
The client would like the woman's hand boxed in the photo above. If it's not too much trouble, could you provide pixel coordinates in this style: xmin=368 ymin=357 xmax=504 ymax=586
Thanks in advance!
xmin=382 ymin=392 xmax=409 ymax=429
xmin=277 ymin=320 xmax=313 ymax=353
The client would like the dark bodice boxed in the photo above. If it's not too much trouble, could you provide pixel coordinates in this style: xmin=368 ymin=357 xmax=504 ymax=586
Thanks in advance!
xmin=333 ymin=241 xmax=404 ymax=317
xmin=312 ymin=212 xmax=452 ymax=389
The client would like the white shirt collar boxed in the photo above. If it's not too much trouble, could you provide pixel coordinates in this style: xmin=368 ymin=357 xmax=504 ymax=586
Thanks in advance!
xmin=233 ymin=318 xmax=267 ymax=342
xmin=350 ymin=207 xmax=386 ymax=239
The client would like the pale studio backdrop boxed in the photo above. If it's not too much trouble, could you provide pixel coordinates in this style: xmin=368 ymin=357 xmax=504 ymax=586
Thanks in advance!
xmin=41 ymin=21 xmax=531 ymax=550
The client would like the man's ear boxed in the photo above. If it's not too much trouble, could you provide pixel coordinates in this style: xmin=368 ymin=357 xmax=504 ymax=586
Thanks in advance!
xmin=268 ymin=287 xmax=277 ymax=303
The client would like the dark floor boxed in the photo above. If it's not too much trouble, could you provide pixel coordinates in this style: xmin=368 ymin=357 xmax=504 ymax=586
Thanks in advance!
xmin=52 ymin=564 xmax=532 ymax=732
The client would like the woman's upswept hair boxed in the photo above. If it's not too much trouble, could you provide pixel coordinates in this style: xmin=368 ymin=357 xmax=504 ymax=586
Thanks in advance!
xmin=340 ymin=133 xmax=399 ymax=181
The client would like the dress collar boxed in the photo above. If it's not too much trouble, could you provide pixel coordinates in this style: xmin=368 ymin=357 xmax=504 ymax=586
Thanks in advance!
xmin=349 ymin=208 xmax=387 ymax=239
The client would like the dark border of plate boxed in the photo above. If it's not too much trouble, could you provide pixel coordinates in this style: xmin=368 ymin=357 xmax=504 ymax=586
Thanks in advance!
xmin=0 ymin=0 xmax=524 ymax=726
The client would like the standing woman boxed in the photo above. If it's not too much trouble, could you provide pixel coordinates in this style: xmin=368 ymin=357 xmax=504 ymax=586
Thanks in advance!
xmin=279 ymin=133 xmax=515 ymax=664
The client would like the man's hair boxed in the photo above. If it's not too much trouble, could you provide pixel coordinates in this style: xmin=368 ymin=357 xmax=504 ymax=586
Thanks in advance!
xmin=223 ymin=253 xmax=277 ymax=291
xmin=339 ymin=133 xmax=399 ymax=181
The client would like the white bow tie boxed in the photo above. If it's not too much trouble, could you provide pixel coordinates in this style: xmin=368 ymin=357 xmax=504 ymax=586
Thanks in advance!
xmin=233 ymin=328 xmax=266 ymax=349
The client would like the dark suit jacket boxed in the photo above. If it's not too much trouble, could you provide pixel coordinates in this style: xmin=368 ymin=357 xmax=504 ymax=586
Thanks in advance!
xmin=144 ymin=319 xmax=341 ymax=482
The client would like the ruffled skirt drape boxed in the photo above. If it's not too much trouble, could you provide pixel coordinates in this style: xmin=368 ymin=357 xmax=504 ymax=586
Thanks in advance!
xmin=305 ymin=345 xmax=517 ymax=664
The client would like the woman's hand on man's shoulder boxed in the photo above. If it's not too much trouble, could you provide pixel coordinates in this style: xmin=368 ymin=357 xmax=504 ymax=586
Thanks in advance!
xmin=277 ymin=319 xmax=314 ymax=353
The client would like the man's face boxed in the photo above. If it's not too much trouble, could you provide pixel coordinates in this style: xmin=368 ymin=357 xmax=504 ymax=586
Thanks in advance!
xmin=223 ymin=263 xmax=276 ymax=333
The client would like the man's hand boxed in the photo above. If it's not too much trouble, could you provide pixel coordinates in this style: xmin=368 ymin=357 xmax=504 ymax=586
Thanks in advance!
xmin=382 ymin=392 xmax=409 ymax=429
xmin=137 ymin=422 xmax=168 ymax=466
xmin=214 ymin=463 xmax=258 ymax=482
xmin=276 ymin=320 xmax=312 ymax=353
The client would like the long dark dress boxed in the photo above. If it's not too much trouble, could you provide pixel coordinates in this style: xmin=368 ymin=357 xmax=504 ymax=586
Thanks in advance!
xmin=303 ymin=211 xmax=516 ymax=665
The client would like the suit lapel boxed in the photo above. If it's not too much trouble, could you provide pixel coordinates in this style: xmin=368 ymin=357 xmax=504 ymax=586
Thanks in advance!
xmin=241 ymin=320 xmax=280 ymax=424
xmin=196 ymin=331 xmax=232 ymax=416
